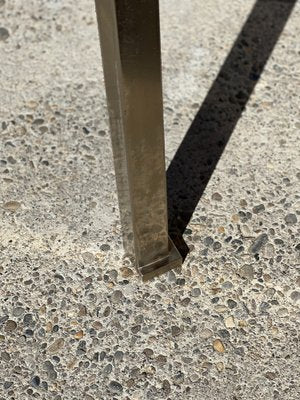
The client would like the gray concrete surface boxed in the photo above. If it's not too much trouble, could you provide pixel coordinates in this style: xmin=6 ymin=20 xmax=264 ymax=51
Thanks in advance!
xmin=0 ymin=0 xmax=299 ymax=399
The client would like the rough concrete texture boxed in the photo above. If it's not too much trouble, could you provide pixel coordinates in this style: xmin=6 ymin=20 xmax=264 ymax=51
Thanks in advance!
xmin=0 ymin=0 xmax=300 ymax=399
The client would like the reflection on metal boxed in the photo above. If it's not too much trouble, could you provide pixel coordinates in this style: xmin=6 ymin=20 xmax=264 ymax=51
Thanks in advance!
xmin=94 ymin=0 xmax=182 ymax=280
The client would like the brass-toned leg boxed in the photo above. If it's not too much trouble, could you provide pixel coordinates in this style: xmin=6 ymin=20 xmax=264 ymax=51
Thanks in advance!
xmin=94 ymin=0 xmax=182 ymax=280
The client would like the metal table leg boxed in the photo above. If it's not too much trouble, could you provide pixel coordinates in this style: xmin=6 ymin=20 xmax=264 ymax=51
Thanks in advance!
xmin=94 ymin=0 xmax=182 ymax=280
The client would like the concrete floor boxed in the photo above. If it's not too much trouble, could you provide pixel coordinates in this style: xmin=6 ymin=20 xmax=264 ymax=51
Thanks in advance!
xmin=0 ymin=0 xmax=299 ymax=399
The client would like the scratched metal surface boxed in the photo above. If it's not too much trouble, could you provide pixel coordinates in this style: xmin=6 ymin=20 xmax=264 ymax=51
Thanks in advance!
xmin=95 ymin=0 xmax=177 ymax=276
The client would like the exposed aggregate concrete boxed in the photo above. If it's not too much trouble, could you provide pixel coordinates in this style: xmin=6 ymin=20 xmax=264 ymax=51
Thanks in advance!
xmin=0 ymin=0 xmax=299 ymax=399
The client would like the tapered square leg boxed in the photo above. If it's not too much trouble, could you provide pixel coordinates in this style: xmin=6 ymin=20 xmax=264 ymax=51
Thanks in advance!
xmin=94 ymin=0 xmax=182 ymax=279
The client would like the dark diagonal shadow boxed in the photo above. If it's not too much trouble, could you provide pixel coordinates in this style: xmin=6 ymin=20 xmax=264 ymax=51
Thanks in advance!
xmin=167 ymin=0 xmax=296 ymax=259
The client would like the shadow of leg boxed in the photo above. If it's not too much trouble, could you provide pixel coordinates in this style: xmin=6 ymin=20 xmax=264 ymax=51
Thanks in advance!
xmin=167 ymin=0 xmax=296 ymax=259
